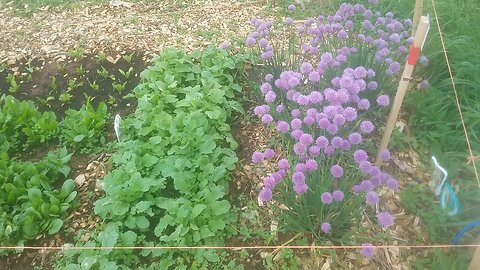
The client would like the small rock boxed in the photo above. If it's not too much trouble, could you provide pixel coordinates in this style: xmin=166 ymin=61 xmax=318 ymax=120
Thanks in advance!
xmin=74 ymin=174 xmax=86 ymax=186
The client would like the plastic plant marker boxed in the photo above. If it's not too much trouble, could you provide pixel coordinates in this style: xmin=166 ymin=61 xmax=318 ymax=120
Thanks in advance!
xmin=431 ymin=156 xmax=448 ymax=196
xmin=114 ymin=114 xmax=121 ymax=142
xmin=430 ymin=156 xmax=461 ymax=216
xmin=440 ymin=182 xmax=460 ymax=216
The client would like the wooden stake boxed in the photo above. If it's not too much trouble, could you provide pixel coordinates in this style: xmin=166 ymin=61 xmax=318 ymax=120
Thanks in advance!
xmin=376 ymin=16 xmax=430 ymax=165
xmin=468 ymin=239 xmax=480 ymax=270
xmin=412 ymin=0 xmax=424 ymax=35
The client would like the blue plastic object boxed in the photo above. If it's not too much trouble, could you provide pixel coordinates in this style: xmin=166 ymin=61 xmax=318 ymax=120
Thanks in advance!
xmin=431 ymin=156 xmax=461 ymax=216
xmin=452 ymin=221 xmax=480 ymax=244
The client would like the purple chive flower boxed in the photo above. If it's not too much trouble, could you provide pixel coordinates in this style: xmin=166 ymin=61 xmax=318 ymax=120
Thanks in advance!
xmin=361 ymin=243 xmax=375 ymax=258
xmin=264 ymin=148 xmax=275 ymax=159
xmin=260 ymin=82 xmax=272 ymax=93
xmin=353 ymin=66 xmax=367 ymax=79
xmin=359 ymin=180 xmax=374 ymax=192
xmin=287 ymin=4 xmax=296 ymax=11
xmin=258 ymin=38 xmax=269 ymax=48
xmin=324 ymin=146 xmax=335 ymax=156
xmin=291 ymin=109 xmax=301 ymax=118
xmin=309 ymin=145 xmax=320 ymax=156
xmin=377 ymin=211 xmax=394 ymax=228
xmin=246 ymin=36 xmax=256 ymax=47
xmin=333 ymin=114 xmax=346 ymax=126
xmin=261 ymin=51 xmax=274 ymax=61
xmin=387 ymin=178 xmax=399 ymax=190
xmin=264 ymin=74 xmax=273 ymax=81
xmin=348 ymin=132 xmax=362 ymax=145
xmin=285 ymin=17 xmax=294 ymax=25
xmin=276 ymin=104 xmax=285 ymax=113
xmin=341 ymin=140 xmax=351 ymax=151
xmin=308 ymin=71 xmax=321 ymax=82
xmin=265 ymin=91 xmax=276 ymax=103
xmin=278 ymin=158 xmax=290 ymax=170
xmin=252 ymin=151 xmax=264 ymax=163
xmin=357 ymin=99 xmax=370 ymax=110
xmin=253 ymin=105 xmax=266 ymax=116
xmin=305 ymin=159 xmax=317 ymax=171
xmin=291 ymin=118 xmax=302 ymax=129
xmin=390 ymin=33 xmax=401 ymax=43
xmin=261 ymin=114 xmax=273 ymax=124
xmin=359 ymin=161 xmax=372 ymax=174
xmin=292 ymin=171 xmax=305 ymax=183
xmin=277 ymin=121 xmax=290 ymax=133
xmin=331 ymin=136 xmax=343 ymax=148
xmin=376 ymin=95 xmax=390 ymax=107
xmin=343 ymin=107 xmax=357 ymax=121
xmin=291 ymin=129 xmax=303 ymax=140
xmin=353 ymin=150 xmax=368 ymax=163
xmin=367 ymin=81 xmax=378 ymax=90
xmin=263 ymin=176 xmax=275 ymax=188
xmin=300 ymin=134 xmax=314 ymax=146
xmin=219 ymin=41 xmax=230 ymax=49
xmin=379 ymin=149 xmax=391 ymax=161
xmin=293 ymin=142 xmax=307 ymax=155
xmin=419 ymin=56 xmax=429 ymax=66
xmin=294 ymin=183 xmax=308 ymax=194
xmin=295 ymin=163 xmax=307 ymax=172
xmin=406 ymin=36 xmax=414 ymax=44
xmin=365 ymin=191 xmax=380 ymax=205
xmin=360 ymin=120 xmax=374 ymax=134
xmin=321 ymin=192 xmax=333 ymax=204
xmin=389 ymin=61 xmax=401 ymax=73
xmin=316 ymin=136 xmax=329 ymax=148
xmin=330 ymin=165 xmax=343 ymax=178
xmin=327 ymin=124 xmax=338 ymax=135
xmin=337 ymin=30 xmax=348 ymax=39
xmin=321 ymin=222 xmax=331 ymax=233
xmin=420 ymin=79 xmax=430 ymax=89
xmin=332 ymin=190 xmax=344 ymax=201
xmin=300 ymin=62 xmax=313 ymax=74
xmin=259 ymin=187 xmax=273 ymax=202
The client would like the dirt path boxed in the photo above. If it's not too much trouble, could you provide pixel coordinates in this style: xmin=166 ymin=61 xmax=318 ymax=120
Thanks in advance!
xmin=0 ymin=0 xmax=276 ymax=63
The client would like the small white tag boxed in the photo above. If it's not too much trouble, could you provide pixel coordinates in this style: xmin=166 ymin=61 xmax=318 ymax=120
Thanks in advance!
xmin=114 ymin=114 xmax=121 ymax=142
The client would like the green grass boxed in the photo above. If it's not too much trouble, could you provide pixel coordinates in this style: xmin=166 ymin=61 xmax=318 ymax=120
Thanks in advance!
xmin=405 ymin=0 xmax=480 ymax=178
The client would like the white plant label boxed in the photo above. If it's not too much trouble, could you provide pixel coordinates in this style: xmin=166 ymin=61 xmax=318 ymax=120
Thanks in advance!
xmin=114 ymin=114 xmax=121 ymax=142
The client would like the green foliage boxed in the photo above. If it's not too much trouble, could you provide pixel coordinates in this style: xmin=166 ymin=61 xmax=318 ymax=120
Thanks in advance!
xmin=404 ymin=0 xmax=480 ymax=177
xmin=0 ymin=95 xmax=58 ymax=152
xmin=61 ymin=101 xmax=109 ymax=151
xmin=56 ymin=46 xmax=247 ymax=269
xmin=411 ymin=249 xmax=469 ymax=270
xmin=401 ymin=182 xmax=480 ymax=244
xmin=0 ymin=147 xmax=75 ymax=251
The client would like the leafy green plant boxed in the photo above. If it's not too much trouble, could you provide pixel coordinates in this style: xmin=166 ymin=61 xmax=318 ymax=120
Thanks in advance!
xmin=67 ymin=78 xmax=83 ymax=92
xmin=112 ymin=82 xmax=126 ymax=93
xmin=75 ymin=64 xmax=86 ymax=77
xmin=50 ymin=76 xmax=58 ymax=91
xmin=122 ymin=53 xmax=133 ymax=64
xmin=6 ymin=73 xmax=19 ymax=93
xmin=67 ymin=46 xmax=86 ymax=61
xmin=0 ymin=147 xmax=76 ymax=252
xmin=59 ymin=92 xmax=73 ymax=105
xmin=0 ymin=95 xmax=58 ymax=152
xmin=61 ymin=101 xmax=109 ymax=151
xmin=96 ymin=51 xmax=107 ymax=64
xmin=57 ymin=46 xmax=247 ymax=269
xmin=87 ymin=79 xmax=99 ymax=92
xmin=118 ymin=67 xmax=133 ymax=79
xmin=97 ymin=66 xmax=111 ymax=80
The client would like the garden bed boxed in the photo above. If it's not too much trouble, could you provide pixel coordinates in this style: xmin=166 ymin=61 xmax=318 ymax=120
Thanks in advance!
xmin=1 ymin=0 xmax=479 ymax=269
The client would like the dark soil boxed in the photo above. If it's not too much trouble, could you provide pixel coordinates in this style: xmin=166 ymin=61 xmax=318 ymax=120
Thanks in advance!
xmin=0 ymin=50 xmax=148 ymax=117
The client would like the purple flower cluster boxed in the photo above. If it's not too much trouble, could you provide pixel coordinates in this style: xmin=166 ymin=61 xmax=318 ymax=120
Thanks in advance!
xmin=248 ymin=1 xmax=404 ymax=235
